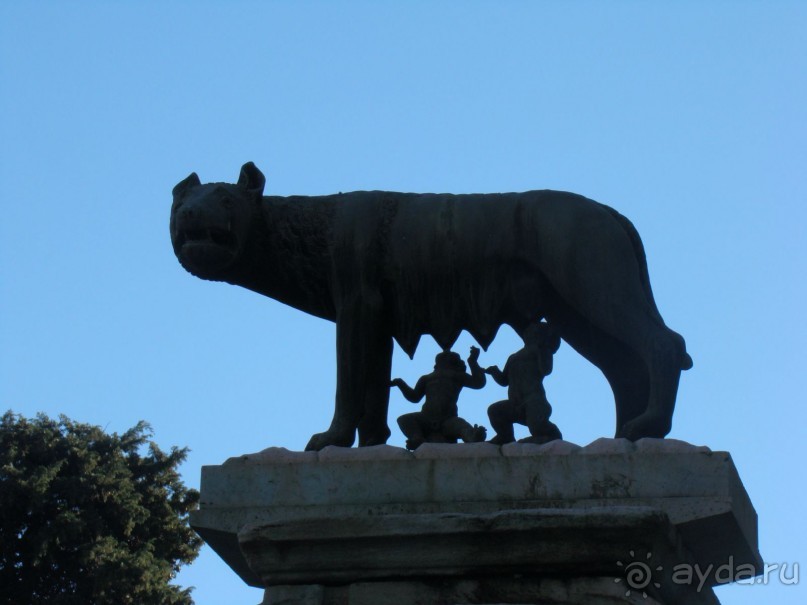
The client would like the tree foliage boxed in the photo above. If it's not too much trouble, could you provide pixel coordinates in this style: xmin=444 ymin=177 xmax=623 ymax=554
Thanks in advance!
xmin=0 ymin=411 xmax=202 ymax=605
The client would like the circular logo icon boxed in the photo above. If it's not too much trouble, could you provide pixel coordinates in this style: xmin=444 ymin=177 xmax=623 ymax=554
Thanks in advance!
xmin=615 ymin=551 xmax=663 ymax=598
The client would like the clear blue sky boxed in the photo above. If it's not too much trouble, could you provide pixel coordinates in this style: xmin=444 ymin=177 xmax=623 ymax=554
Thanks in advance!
xmin=1 ymin=2 xmax=805 ymax=603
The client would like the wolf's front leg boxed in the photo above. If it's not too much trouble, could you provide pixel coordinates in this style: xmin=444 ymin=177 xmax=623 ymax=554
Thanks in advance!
xmin=357 ymin=330 xmax=393 ymax=447
xmin=305 ymin=294 xmax=392 ymax=451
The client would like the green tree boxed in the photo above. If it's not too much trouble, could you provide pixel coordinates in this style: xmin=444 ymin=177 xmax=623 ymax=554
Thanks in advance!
xmin=0 ymin=411 xmax=202 ymax=605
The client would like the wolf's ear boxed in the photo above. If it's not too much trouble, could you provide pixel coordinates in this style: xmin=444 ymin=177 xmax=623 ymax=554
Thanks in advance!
xmin=172 ymin=172 xmax=201 ymax=198
xmin=237 ymin=162 xmax=266 ymax=196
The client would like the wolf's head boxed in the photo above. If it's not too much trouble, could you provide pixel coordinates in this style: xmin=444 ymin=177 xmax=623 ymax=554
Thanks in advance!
xmin=170 ymin=162 xmax=265 ymax=281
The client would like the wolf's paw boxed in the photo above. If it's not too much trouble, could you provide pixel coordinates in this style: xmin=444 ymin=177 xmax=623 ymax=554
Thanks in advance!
xmin=305 ymin=427 xmax=356 ymax=451
xmin=617 ymin=412 xmax=671 ymax=441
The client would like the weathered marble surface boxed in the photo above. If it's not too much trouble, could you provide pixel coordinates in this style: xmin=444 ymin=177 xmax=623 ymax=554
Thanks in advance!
xmin=190 ymin=439 xmax=760 ymax=605
xmin=265 ymin=577 xmax=667 ymax=605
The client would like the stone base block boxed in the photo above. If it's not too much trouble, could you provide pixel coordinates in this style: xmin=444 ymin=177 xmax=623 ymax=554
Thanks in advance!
xmin=264 ymin=577 xmax=666 ymax=605
xmin=190 ymin=439 xmax=761 ymax=605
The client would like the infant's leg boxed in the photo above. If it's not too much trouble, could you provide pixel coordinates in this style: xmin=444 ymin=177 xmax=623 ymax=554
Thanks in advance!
xmin=397 ymin=412 xmax=427 ymax=450
xmin=487 ymin=400 xmax=523 ymax=444
xmin=443 ymin=416 xmax=487 ymax=443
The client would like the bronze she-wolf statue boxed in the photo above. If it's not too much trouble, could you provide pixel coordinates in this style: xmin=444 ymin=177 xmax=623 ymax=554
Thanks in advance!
xmin=170 ymin=162 xmax=692 ymax=450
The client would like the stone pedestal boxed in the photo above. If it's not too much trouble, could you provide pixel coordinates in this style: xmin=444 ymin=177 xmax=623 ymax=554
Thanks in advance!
xmin=190 ymin=439 xmax=761 ymax=605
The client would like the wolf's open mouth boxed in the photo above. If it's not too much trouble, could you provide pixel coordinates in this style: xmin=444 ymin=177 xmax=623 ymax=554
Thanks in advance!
xmin=175 ymin=225 xmax=239 ymax=273
xmin=179 ymin=227 xmax=236 ymax=249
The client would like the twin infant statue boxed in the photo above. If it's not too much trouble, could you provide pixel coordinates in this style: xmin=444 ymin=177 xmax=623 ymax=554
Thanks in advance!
xmin=390 ymin=321 xmax=562 ymax=450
